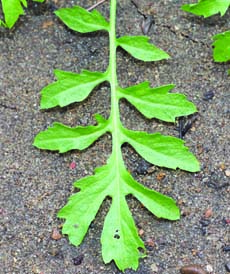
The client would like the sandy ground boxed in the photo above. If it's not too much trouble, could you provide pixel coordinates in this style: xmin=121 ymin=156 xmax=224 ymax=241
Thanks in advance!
xmin=0 ymin=1 xmax=229 ymax=273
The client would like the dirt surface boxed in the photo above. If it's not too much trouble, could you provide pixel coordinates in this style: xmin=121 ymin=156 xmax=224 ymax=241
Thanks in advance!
xmin=0 ymin=1 xmax=229 ymax=273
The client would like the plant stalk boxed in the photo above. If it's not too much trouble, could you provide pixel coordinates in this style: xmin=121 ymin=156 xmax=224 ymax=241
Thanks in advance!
xmin=108 ymin=0 xmax=123 ymax=161
xmin=87 ymin=0 xmax=108 ymax=11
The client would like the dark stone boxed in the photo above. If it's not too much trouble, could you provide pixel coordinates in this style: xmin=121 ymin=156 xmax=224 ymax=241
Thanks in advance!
xmin=73 ymin=254 xmax=84 ymax=266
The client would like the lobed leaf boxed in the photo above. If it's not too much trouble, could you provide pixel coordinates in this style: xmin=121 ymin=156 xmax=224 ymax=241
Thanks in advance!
xmin=55 ymin=6 xmax=109 ymax=33
xmin=123 ymin=128 xmax=200 ymax=172
xmin=181 ymin=0 xmax=230 ymax=18
xmin=0 ymin=0 xmax=45 ymax=28
xmin=123 ymin=171 xmax=180 ymax=221
xmin=59 ymin=154 xmax=179 ymax=271
xmin=118 ymin=82 xmax=197 ymax=122
xmin=102 ymin=164 xmax=180 ymax=270
xmin=101 ymin=195 xmax=145 ymax=271
xmin=40 ymin=70 xmax=107 ymax=109
xmin=58 ymin=160 xmax=115 ymax=246
xmin=33 ymin=114 xmax=109 ymax=153
xmin=34 ymin=3 xmax=201 ymax=272
xmin=116 ymin=36 xmax=170 ymax=62
xmin=1 ymin=0 xmax=27 ymax=28
xmin=212 ymin=31 xmax=230 ymax=62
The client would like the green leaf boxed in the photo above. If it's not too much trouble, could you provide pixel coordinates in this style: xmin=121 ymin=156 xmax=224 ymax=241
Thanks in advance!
xmin=33 ymin=114 xmax=109 ymax=153
xmin=0 ymin=20 xmax=6 ymax=27
xmin=34 ymin=2 xmax=200 ymax=271
xmin=40 ymin=70 xmax=107 ymax=109
xmin=55 ymin=6 xmax=109 ymax=33
xmin=181 ymin=0 xmax=230 ymax=18
xmin=212 ymin=30 xmax=230 ymax=62
xmin=101 ymin=195 xmax=145 ymax=271
xmin=1 ymin=0 xmax=27 ymax=28
xmin=118 ymin=82 xmax=197 ymax=122
xmin=124 ymin=171 xmax=180 ymax=221
xmin=116 ymin=36 xmax=170 ymax=62
xmin=123 ymin=128 xmax=200 ymax=172
xmin=58 ymin=162 xmax=113 ymax=246
xmin=0 ymin=0 xmax=45 ymax=28
xmin=59 ymin=154 xmax=179 ymax=271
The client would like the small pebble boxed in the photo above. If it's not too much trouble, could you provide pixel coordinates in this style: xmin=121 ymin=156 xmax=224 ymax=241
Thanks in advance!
xmin=203 ymin=90 xmax=214 ymax=101
xmin=138 ymin=228 xmax=144 ymax=236
xmin=191 ymin=249 xmax=198 ymax=256
xmin=200 ymin=218 xmax=210 ymax=227
xmin=204 ymin=208 xmax=213 ymax=219
xmin=73 ymin=254 xmax=84 ymax=265
xmin=219 ymin=163 xmax=225 ymax=171
xmin=150 ymin=263 xmax=158 ymax=272
xmin=147 ymin=166 xmax=156 ymax=174
xmin=156 ymin=172 xmax=166 ymax=181
xmin=47 ymin=2 xmax=58 ymax=12
xmin=180 ymin=264 xmax=208 ymax=274
xmin=135 ymin=159 xmax=151 ymax=175
xmin=145 ymin=237 xmax=155 ymax=247
xmin=197 ymin=252 xmax=204 ymax=259
xmin=42 ymin=20 xmax=54 ymax=29
xmin=225 ymin=262 xmax=230 ymax=272
xmin=69 ymin=161 xmax=76 ymax=169
xmin=206 ymin=264 xmax=213 ymax=272
xmin=225 ymin=219 xmax=230 ymax=225
xmin=51 ymin=227 xmax=62 ymax=240
xmin=49 ymin=247 xmax=60 ymax=257
xmin=225 ymin=169 xmax=230 ymax=177
xmin=223 ymin=245 xmax=230 ymax=252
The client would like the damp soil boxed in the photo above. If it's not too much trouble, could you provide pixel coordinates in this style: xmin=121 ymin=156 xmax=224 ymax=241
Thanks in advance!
xmin=0 ymin=1 xmax=229 ymax=273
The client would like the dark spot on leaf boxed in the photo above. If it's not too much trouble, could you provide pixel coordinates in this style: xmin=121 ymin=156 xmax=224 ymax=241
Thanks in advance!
xmin=114 ymin=234 xmax=120 ymax=239
xmin=73 ymin=224 xmax=79 ymax=229
xmin=138 ymin=247 xmax=146 ymax=254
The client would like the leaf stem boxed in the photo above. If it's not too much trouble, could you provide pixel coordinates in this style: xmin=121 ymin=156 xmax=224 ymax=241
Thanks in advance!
xmin=108 ymin=0 xmax=122 ymax=159
xmin=87 ymin=0 xmax=108 ymax=12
